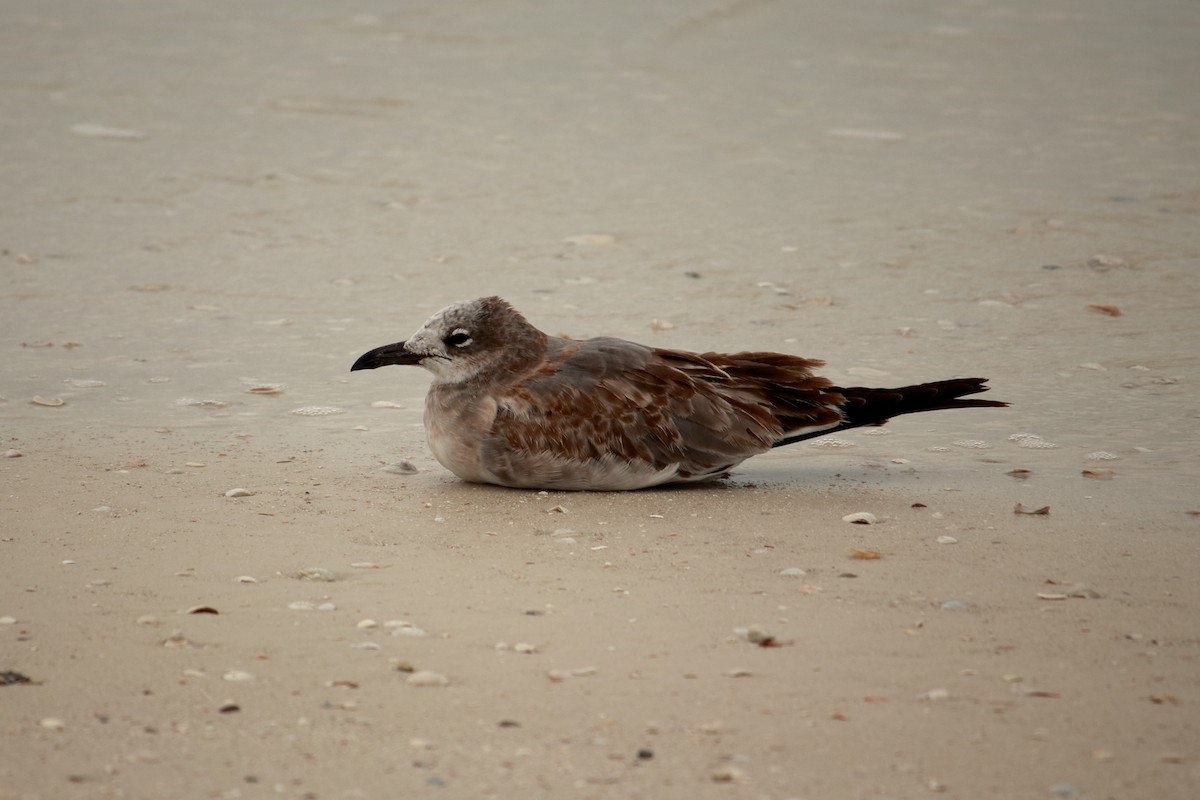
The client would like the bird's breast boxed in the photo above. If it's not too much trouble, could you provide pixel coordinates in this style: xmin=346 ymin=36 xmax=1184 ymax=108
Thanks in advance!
xmin=424 ymin=386 xmax=498 ymax=484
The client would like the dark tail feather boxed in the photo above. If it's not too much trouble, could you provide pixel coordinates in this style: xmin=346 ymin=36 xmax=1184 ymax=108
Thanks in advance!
xmin=772 ymin=378 xmax=1007 ymax=448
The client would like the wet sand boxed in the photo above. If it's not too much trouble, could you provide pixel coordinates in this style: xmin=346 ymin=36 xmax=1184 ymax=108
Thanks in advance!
xmin=2 ymin=1 xmax=1198 ymax=798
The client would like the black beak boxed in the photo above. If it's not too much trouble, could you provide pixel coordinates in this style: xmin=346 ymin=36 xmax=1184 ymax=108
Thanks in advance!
xmin=350 ymin=342 xmax=422 ymax=372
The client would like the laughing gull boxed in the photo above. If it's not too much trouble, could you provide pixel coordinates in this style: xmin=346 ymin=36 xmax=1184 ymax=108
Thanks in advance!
xmin=352 ymin=297 xmax=1006 ymax=490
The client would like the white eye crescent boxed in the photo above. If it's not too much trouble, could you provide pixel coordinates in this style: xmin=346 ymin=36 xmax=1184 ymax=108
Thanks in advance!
xmin=444 ymin=329 xmax=473 ymax=348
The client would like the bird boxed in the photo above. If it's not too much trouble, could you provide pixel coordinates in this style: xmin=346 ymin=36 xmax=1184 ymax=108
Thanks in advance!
xmin=351 ymin=296 xmax=1007 ymax=491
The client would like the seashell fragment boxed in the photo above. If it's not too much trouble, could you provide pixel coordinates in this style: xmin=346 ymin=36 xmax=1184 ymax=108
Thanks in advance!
xmin=31 ymin=395 xmax=65 ymax=407
xmin=406 ymin=670 xmax=449 ymax=687
xmin=297 ymin=567 xmax=335 ymax=582
xmin=289 ymin=406 xmax=345 ymax=416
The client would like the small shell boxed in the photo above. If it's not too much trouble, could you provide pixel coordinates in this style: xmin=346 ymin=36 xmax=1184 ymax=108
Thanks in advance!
xmin=406 ymin=670 xmax=449 ymax=687
xmin=31 ymin=395 xmax=65 ymax=407
xmin=289 ymin=406 xmax=345 ymax=416
xmin=297 ymin=567 xmax=335 ymax=582
xmin=185 ymin=605 xmax=219 ymax=615
xmin=842 ymin=512 xmax=878 ymax=524
xmin=225 ymin=488 xmax=254 ymax=498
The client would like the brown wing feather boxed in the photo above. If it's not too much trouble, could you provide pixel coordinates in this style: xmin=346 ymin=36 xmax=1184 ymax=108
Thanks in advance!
xmin=485 ymin=339 xmax=846 ymax=480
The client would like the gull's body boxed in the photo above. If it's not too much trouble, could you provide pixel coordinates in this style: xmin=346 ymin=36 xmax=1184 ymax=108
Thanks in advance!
xmin=351 ymin=297 xmax=1006 ymax=490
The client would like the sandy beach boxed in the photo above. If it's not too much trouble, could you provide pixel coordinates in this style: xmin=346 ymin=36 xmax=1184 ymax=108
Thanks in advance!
xmin=3 ymin=1 xmax=1198 ymax=798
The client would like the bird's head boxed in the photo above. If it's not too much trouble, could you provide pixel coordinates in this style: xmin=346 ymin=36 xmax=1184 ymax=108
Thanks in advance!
xmin=351 ymin=296 xmax=544 ymax=384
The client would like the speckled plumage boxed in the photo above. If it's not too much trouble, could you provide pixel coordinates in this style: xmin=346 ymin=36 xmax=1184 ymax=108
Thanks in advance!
xmin=351 ymin=297 xmax=1006 ymax=490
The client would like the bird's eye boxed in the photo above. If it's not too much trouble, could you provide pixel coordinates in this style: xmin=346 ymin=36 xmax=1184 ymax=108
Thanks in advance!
xmin=444 ymin=330 xmax=472 ymax=348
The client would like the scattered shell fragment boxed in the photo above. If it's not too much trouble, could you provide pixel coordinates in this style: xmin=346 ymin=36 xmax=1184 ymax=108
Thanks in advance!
xmin=31 ymin=395 xmax=65 ymax=407
xmin=710 ymin=765 xmax=747 ymax=783
xmin=356 ymin=619 xmax=378 ymax=629
xmin=513 ymin=642 xmax=538 ymax=654
xmin=917 ymin=688 xmax=950 ymax=702
xmin=135 ymin=615 xmax=160 ymax=626
xmin=235 ymin=575 xmax=258 ymax=584
xmin=2 ymin=449 xmax=22 ymax=458
xmin=350 ymin=562 xmax=382 ymax=569
xmin=810 ymin=437 xmax=855 ymax=449
xmin=71 ymin=122 xmax=146 ymax=140
xmin=297 ymin=567 xmax=336 ymax=582
xmin=547 ymin=666 xmax=597 ymax=682
xmin=936 ymin=536 xmax=958 ymax=545
xmin=1006 ymin=468 xmax=1032 ymax=479
xmin=161 ymin=631 xmax=191 ymax=647
xmin=1082 ymin=468 xmax=1114 ymax=480
xmin=1037 ymin=592 xmax=1069 ymax=601
xmin=725 ymin=668 xmax=753 ymax=678
xmin=850 ymin=548 xmax=882 ymax=560
xmin=390 ymin=623 xmax=427 ymax=637
xmin=0 ymin=616 xmax=17 ymax=625
xmin=40 ymin=717 xmax=66 ymax=731
xmin=1086 ymin=303 xmax=1122 ymax=316
xmin=779 ymin=567 xmax=807 ymax=578
xmin=842 ymin=512 xmax=878 ymax=525
xmin=1014 ymin=504 xmax=1051 ymax=516
xmin=1009 ymin=432 xmax=1059 ymax=449
xmin=224 ymin=488 xmax=254 ymax=498
xmin=406 ymin=670 xmax=449 ymax=687
xmin=649 ymin=318 xmax=675 ymax=331
xmin=736 ymin=624 xmax=774 ymax=645
xmin=222 ymin=670 xmax=254 ymax=682
xmin=245 ymin=385 xmax=284 ymax=395
xmin=176 ymin=398 xmax=229 ymax=409
xmin=185 ymin=605 xmax=219 ymax=615
xmin=380 ymin=460 xmax=418 ymax=475
xmin=370 ymin=400 xmax=403 ymax=408
xmin=1087 ymin=254 xmax=1128 ymax=271
xmin=289 ymin=406 xmax=345 ymax=416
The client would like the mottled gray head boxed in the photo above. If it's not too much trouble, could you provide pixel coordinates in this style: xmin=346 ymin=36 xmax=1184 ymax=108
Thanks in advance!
xmin=351 ymin=296 xmax=545 ymax=384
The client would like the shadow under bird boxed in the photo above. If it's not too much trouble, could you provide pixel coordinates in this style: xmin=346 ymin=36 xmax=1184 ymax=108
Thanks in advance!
xmin=351 ymin=296 xmax=1007 ymax=490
